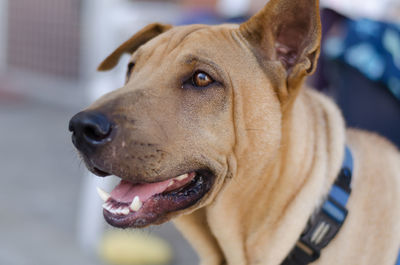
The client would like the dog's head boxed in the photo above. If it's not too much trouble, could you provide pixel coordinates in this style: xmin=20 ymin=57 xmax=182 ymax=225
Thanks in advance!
xmin=69 ymin=0 xmax=321 ymax=228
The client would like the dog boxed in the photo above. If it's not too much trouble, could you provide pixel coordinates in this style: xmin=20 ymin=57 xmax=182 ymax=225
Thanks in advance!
xmin=69 ymin=0 xmax=400 ymax=264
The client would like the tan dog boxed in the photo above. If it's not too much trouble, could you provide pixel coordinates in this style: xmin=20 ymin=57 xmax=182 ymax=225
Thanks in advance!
xmin=69 ymin=0 xmax=400 ymax=264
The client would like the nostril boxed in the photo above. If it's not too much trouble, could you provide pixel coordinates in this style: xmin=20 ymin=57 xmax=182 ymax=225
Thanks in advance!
xmin=83 ymin=123 xmax=111 ymax=142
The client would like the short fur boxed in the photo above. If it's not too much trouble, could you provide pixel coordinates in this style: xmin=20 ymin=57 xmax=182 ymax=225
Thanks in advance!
xmin=84 ymin=0 xmax=400 ymax=264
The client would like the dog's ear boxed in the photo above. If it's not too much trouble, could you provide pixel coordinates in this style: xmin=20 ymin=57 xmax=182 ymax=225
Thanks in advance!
xmin=97 ymin=23 xmax=172 ymax=71
xmin=239 ymin=0 xmax=321 ymax=96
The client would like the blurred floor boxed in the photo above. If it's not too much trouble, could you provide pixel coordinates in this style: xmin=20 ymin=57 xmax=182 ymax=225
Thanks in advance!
xmin=0 ymin=86 xmax=198 ymax=265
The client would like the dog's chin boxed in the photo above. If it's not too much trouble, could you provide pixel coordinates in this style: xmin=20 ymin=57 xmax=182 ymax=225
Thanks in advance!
xmin=88 ymin=162 xmax=216 ymax=228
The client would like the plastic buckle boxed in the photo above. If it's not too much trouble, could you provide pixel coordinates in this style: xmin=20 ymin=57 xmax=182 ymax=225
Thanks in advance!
xmin=297 ymin=195 xmax=348 ymax=262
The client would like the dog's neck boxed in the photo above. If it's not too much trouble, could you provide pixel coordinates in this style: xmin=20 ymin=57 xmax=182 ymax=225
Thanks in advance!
xmin=245 ymin=88 xmax=346 ymax=263
xmin=175 ymin=88 xmax=346 ymax=265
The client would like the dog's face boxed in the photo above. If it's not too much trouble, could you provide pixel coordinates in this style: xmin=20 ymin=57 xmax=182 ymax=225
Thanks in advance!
xmin=72 ymin=25 xmax=239 ymax=228
xmin=69 ymin=0 xmax=321 ymax=228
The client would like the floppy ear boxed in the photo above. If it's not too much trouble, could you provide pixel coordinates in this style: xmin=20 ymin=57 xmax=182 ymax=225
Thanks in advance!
xmin=97 ymin=23 xmax=172 ymax=71
xmin=239 ymin=0 xmax=321 ymax=98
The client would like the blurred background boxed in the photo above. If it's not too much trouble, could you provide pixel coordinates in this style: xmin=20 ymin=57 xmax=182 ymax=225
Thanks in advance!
xmin=0 ymin=0 xmax=399 ymax=264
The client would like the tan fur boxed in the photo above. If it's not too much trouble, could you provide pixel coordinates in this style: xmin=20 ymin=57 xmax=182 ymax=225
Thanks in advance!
xmin=88 ymin=0 xmax=400 ymax=264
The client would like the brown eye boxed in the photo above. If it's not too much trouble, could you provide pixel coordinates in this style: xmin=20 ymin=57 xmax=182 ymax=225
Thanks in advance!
xmin=192 ymin=71 xmax=213 ymax=88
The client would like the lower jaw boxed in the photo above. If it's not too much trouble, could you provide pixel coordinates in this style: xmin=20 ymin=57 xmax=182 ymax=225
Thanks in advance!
xmin=103 ymin=172 xmax=213 ymax=228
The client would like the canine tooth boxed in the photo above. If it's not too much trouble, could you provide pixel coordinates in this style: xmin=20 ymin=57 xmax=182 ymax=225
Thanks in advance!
xmin=96 ymin=187 xmax=110 ymax=202
xmin=175 ymin=173 xmax=188 ymax=181
xmin=130 ymin=196 xmax=142 ymax=212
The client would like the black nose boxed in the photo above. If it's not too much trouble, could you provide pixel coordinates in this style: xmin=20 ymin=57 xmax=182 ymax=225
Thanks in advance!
xmin=69 ymin=111 xmax=113 ymax=151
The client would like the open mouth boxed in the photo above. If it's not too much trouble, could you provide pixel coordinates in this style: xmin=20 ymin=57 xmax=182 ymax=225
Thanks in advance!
xmin=96 ymin=170 xmax=214 ymax=228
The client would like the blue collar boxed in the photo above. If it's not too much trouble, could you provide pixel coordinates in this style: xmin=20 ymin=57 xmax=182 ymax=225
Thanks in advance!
xmin=281 ymin=146 xmax=353 ymax=265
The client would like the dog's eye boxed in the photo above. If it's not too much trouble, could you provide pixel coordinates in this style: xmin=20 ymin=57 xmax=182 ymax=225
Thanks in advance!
xmin=126 ymin=62 xmax=135 ymax=79
xmin=191 ymin=71 xmax=213 ymax=88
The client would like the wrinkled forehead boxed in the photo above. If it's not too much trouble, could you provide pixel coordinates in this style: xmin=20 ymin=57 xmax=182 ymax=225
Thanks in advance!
xmin=131 ymin=24 xmax=242 ymax=66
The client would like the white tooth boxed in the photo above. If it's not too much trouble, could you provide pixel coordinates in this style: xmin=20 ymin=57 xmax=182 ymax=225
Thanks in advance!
xmin=175 ymin=174 xmax=188 ymax=181
xmin=167 ymin=180 xmax=174 ymax=187
xmin=116 ymin=207 xmax=123 ymax=214
xmin=102 ymin=202 xmax=112 ymax=211
xmin=130 ymin=196 xmax=142 ymax=212
xmin=96 ymin=187 xmax=110 ymax=202
xmin=121 ymin=207 xmax=130 ymax=215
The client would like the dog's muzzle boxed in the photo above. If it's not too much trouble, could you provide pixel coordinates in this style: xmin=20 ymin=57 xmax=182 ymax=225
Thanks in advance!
xmin=68 ymin=110 xmax=216 ymax=228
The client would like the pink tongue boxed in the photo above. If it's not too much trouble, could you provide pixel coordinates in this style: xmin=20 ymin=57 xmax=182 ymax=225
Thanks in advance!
xmin=110 ymin=179 xmax=171 ymax=203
